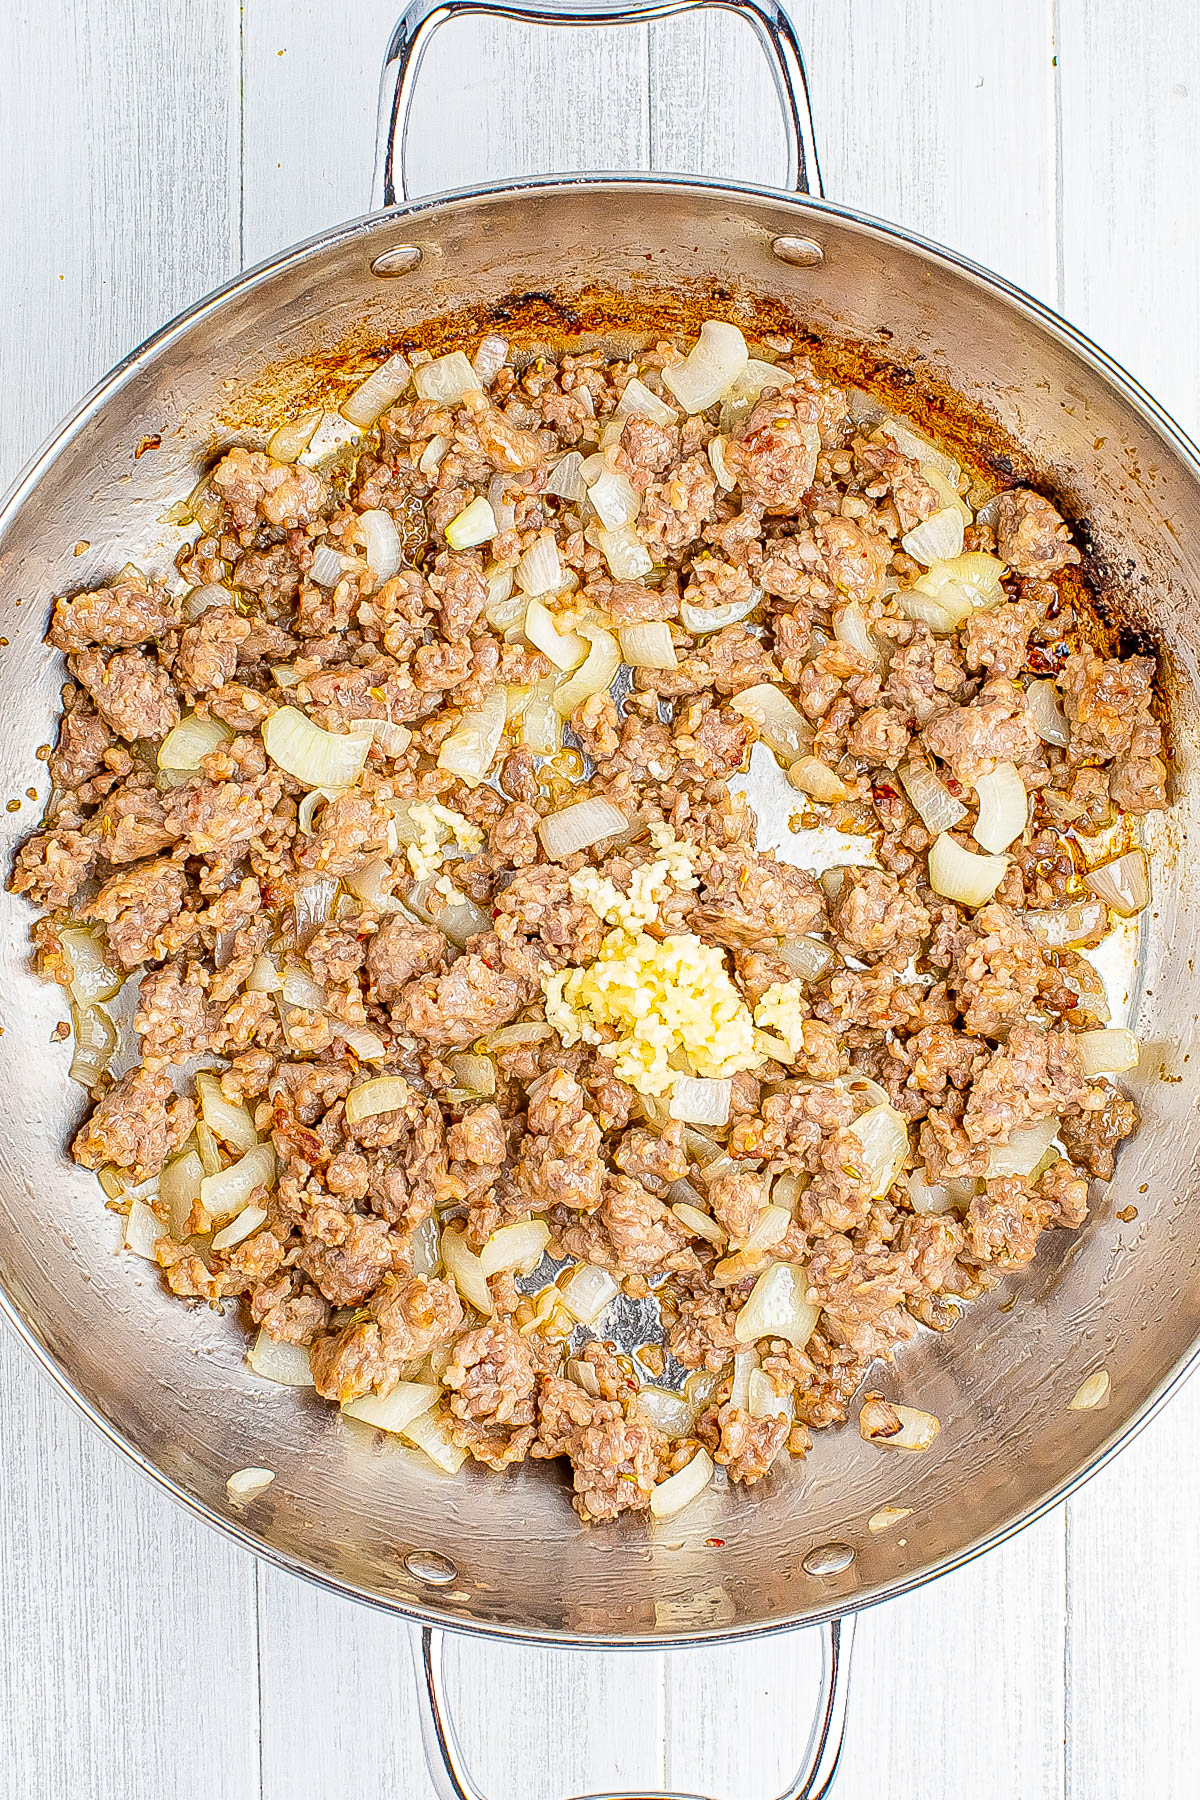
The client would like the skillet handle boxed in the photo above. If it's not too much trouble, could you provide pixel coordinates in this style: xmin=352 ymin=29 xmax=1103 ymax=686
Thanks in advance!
xmin=373 ymin=0 xmax=823 ymax=206
xmin=409 ymin=1614 xmax=856 ymax=1800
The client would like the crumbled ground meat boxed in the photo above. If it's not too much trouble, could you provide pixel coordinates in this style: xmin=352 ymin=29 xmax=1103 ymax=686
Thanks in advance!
xmin=11 ymin=323 xmax=1164 ymax=1527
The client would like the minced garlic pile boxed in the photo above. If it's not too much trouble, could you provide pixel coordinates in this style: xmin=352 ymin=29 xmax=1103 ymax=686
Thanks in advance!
xmin=401 ymin=801 xmax=484 ymax=882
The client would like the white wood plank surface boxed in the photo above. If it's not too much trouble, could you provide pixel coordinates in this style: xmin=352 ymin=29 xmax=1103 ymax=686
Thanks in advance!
xmin=3 ymin=4 xmax=1200 ymax=1798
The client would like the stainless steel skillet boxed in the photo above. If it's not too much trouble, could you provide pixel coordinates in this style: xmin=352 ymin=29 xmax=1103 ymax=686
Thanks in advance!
xmin=1 ymin=5 xmax=1198 ymax=1796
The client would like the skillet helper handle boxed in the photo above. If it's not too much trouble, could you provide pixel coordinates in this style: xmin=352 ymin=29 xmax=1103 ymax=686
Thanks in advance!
xmin=409 ymin=1614 xmax=856 ymax=1800
xmin=374 ymin=0 xmax=823 ymax=206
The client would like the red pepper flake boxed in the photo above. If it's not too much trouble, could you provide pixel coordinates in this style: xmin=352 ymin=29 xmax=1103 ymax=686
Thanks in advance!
xmin=705 ymin=1537 xmax=725 ymax=1549
xmin=134 ymin=434 xmax=162 ymax=458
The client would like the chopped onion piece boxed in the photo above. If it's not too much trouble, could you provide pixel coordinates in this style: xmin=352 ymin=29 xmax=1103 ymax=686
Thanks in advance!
xmin=908 ymin=1170 xmax=954 ymax=1214
xmin=986 ymin=1115 xmax=1060 ymax=1179
xmin=345 ymin=1076 xmax=409 ymax=1125
xmin=538 ymin=796 xmax=628 ymax=860
xmin=901 ymin=506 xmax=965 ymax=566
xmin=308 ymin=543 xmax=353 ymax=588
xmin=447 ymin=1052 xmax=496 ymax=1096
xmin=1026 ymin=678 xmax=1070 ymax=747
xmin=352 ymin=715 xmax=412 ymax=758
xmin=267 ymin=407 xmax=323 ymax=464
xmin=650 ymin=1446 xmax=714 ymax=1519
xmin=440 ymin=1225 xmax=492 ymax=1316
xmin=878 ymin=416 xmax=960 ymax=483
xmin=436 ymin=685 xmax=507 ymax=787
xmin=123 ymin=1198 xmax=162 ymax=1261
xmin=263 ymin=706 xmax=370 ymax=791
xmin=730 ymin=683 xmax=813 ymax=762
xmin=247 ymin=1329 xmax=313 ymax=1387
xmin=849 ymin=1104 xmax=909 ymax=1198
xmin=1085 ymin=850 xmax=1150 ymax=917
xmin=972 ymin=762 xmax=1028 ymax=854
xmin=928 ymin=833 xmax=1008 ymax=906
xmin=160 ymin=1149 xmax=204 ymax=1239
xmin=662 ymin=320 xmax=749 ymax=414
xmin=734 ymin=1262 xmax=819 ymax=1348
xmin=226 ymin=1466 xmax=275 ymax=1499
xmin=69 ymin=1003 xmax=117 ymax=1088
xmin=417 ymin=437 xmax=450 ymax=481
xmin=595 ymin=524 xmax=653 ymax=581
xmin=281 ymin=965 xmax=325 ymax=1009
xmin=587 ymin=467 xmax=640 ymax=530
xmin=515 ymin=531 xmax=564 ymax=597
xmin=1068 ymin=1369 xmax=1111 ymax=1411
xmin=400 ymin=1406 xmax=468 ymax=1474
xmin=444 ymin=495 xmax=497 ymax=551
xmin=552 ymin=623 xmax=621 ymax=717
xmin=412 ymin=351 xmax=481 ymax=406
xmin=898 ymin=761 xmax=968 ymax=835
xmin=196 ymin=1121 xmax=222 ymax=1177
xmin=778 ymin=934 xmax=835 ymax=980
xmin=668 ymin=1076 xmax=731 ymax=1127
xmin=545 ymin=451 xmax=588 ymax=501
xmin=832 ymin=604 xmax=880 ymax=666
xmin=212 ymin=1205 xmax=268 ymax=1252
xmin=524 ymin=596 xmax=587 ymax=670
xmin=707 ymin=434 xmax=735 ymax=490
xmin=200 ymin=1142 xmax=276 ymax=1222
xmin=343 ymin=1382 xmax=440 ymax=1434
xmin=637 ymin=1386 xmax=696 ymax=1437
xmin=479 ymin=1218 xmax=551 ymax=1278
xmin=896 ymin=585 xmax=971 ymax=635
xmin=472 ymin=334 xmax=508 ymax=384
xmin=615 ymin=376 xmax=678 ymax=426
xmin=196 ymin=1071 xmax=259 ymax=1152
xmin=520 ymin=683 xmax=562 ymax=754
xmin=788 ymin=756 xmax=851 ymax=803
xmin=619 ymin=621 xmax=677 ymax=669
xmin=183 ymin=582 xmax=233 ymax=621
xmin=718 ymin=359 xmax=788 ymax=435
xmin=922 ymin=464 xmax=972 ymax=523
xmin=672 ymin=1202 xmax=726 ymax=1246
xmin=1023 ymin=899 xmax=1107 ymax=948
xmin=868 ymin=1506 xmax=914 ymax=1532
xmin=158 ymin=713 xmax=234 ymax=772
xmin=332 ymin=1023 xmax=389 ymax=1063
xmin=359 ymin=508 xmax=403 ymax=579
xmin=1076 ymin=1028 xmax=1140 ymax=1077
xmin=747 ymin=1367 xmax=791 ymax=1421
xmin=679 ymin=593 xmax=758 ymax=634
xmin=342 ymin=353 xmax=412 ymax=426
xmin=559 ymin=1262 xmax=619 ymax=1325
xmin=859 ymin=1394 xmax=941 ymax=1451
xmin=59 ymin=926 xmax=122 ymax=1009
xmin=344 ymin=857 xmax=403 ymax=916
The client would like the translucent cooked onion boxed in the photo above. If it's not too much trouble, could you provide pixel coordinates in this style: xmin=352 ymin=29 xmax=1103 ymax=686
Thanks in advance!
xmin=524 ymin=597 xmax=586 ymax=670
xmin=212 ymin=1205 xmax=268 ymax=1252
xmin=196 ymin=1121 xmax=222 ymax=1177
xmin=922 ymin=464 xmax=972 ymax=524
xmin=729 ymin=1348 xmax=756 ymax=1409
xmin=878 ymin=416 xmax=960 ymax=484
xmin=332 ymin=1023 xmax=390 ymax=1063
xmin=344 ymin=856 xmax=403 ymax=915
xmin=472 ymin=334 xmax=508 ymax=384
xmin=248 ymin=1330 xmax=314 ymax=1387
xmin=538 ymin=796 xmax=628 ymax=860
xmin=972 ymin=762 xmax=1028 ymax=854
xmin=671 ymin=1201 xmax=726 ymax=1246
xmin=183 ymin=582 xmax=233 ymax=621
xmin=559 ymin=1262 xmax=619 ymax=1325
xmin=343 ymin=1381 xmax=440 ymax=1435
xmin=636 ymin=1386 xmax=696 ymax=1437
xmin=619 ymin=621 xmax=677 ymax=669
xmin=587 ymin=467 xmax=640 ymax=531
xmin=520 ymin=684 xmax=562 ymax=754
xmin=614 ymin=376 xmax=678 ymax=426
xmin=788 ymin=756 xmax=851 ymax=803
xmin=412 ymin=351 xmax=481 ymax=406
xmin=1026 ymin=678 xmax=1070 ymax=747
xmin=923 ymin=551 xmax=1007 ymax=602
xmin=901 ymin=506 xmax=966 ymax=566
xmin=407 ymin=880 xmax=491 ymax=950
xmin=650 ymin=1446 xmax=714 ymax=1519
xmin=718 ymin=358 xmax=789 ymax=435
xmin=350 ymin=715 xmax=412 ymax=758
xmin=986 ymin=1115 xmax=1060 ymax=1178
xmin=196 ymin=1071 xmax=259 ymax=1153
xmin=419 ymin=433 xmax=449 ymax=476
xmin=928 ymin=832 xmax=1008 ymax=906
xmin=58 ymin=926 xmax=122 ymax=1009
xmin=267 ymin=407 xmax=323 ymax=464
xmin=594 ymin=524 xmax=654 ymax=581
xmin=747 ymin=1367 xmax=791 ymax=1422
xmin=552 ymin=623 xmax=621 ymax=717
xmin=1076 ymin=1028 xmax=1140 ymax=1076
xmin=896 ymin=585 xmax=971 ymax=635
xmin=447 ymin=1052 xmax=496 ymax=1096
xmin=662 ymin=320 xmax=749 ymax=414
xmin=123 ymin=1198 xmax=162 ymax=1261
xmin=436 ymin=685 xmax=507 ymax=787
xmin=679 ymin=593 xmax=758 ymax=634
xmin=342 ymin=352 xmax=412 ymax=426
xmin=159 ymin=1148 xmax=204 ymax=1239
xmin=1023 ymin=899 xmax=1107 ymax=948
xmin=308 ymin=543 xmax=353 ymax=588
xmin=778 ymin=934 xmax=836 ymax=980
xmin=848 ymin=1104 xmax=909 ymax=1198
xmin=263 ymin=706 xmax=370 ymax=791
xmin=294 ymin=875 xmax=339 ymax=945
xmin=859 ymin=1395 xmax=941 ymax=1451
xmin=440 ymin=1225 xmax=492 ymax=1316
xmin=359 ymin=508 xmax=403 ymax=578
xmin=444 ymin=496 xmax=497 ymax=551
xmin=280 ymin=964 xmax=325 ymax=1009
xmin=832 ymin=604 xmax=881 ymax=666
xmin=907 ymin=1170 xmax=954 ymax=1214
xmin=479 ymin=1218 xmax=551 ymax=1278
xmin=668 ymin=1076 xmax=731 ymax=1128
xmin=483 ymin=1021 xmax=553 ymax=1050
xmin=226 ymin=1466 xmax=276 ymax=1500
xmin=345 ymin=1076 xmax=409 ymax=1125
xmin=400 ymin=1406 xmax=468 ymax=1474
xmin=730 ymin=683 xmax=814 ymax=763
xmin=898 ymin=760 xmax=968 ymax=834
xmin=707 ymin=434 xmax=735 ymax=491
xmin=69 ymin=1003 xmax=117 ymax=1088
xmin=515 ymin=531 xmax=565 ymax=597
xmin=734 ymin=1262 xmax=820 ymax=1348
xmin=545 ymin=451 xmax=588 ymax=501
xmin=1085 ymin=850 xmax=1150 ymax=917
xmin=158 ymin=713 xmax=234 ymax=772
xmin=200 ymin=1142 xmax=276 ymax=1222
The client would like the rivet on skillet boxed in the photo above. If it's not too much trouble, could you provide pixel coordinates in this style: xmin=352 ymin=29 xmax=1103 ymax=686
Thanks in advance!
xmin=772 ymin=235 xmax=825 ymax=268
xmin=802 ymin=1541 xmax=856 ymax=1577
xmin=371 ymin=245 xmax=423 ymax=277
xmin=404 ymin=1549 xmax=458 ymax=1586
